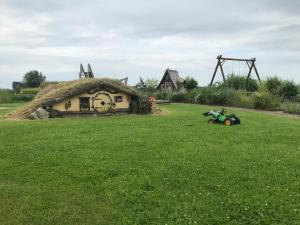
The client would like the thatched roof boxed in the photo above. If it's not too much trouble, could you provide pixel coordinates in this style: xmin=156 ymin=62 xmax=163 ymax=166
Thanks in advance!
xmin=6 ymin=78 xmax=140 ymax=120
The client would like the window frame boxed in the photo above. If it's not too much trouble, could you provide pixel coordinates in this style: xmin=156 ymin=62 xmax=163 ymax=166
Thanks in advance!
xmin=114 ymin=95 xmax=123 ymax=103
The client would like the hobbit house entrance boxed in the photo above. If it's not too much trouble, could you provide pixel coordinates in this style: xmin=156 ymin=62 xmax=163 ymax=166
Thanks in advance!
xmin=92 ymin=92 xmax=112 ymax=113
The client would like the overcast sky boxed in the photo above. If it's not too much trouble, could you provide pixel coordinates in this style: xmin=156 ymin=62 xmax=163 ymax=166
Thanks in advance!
xmin=0 ymin=0 xmax=300 ymax=88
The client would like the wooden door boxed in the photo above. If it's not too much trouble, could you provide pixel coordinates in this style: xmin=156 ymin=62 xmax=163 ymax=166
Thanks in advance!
xmin=93 ymin=92 xmax=112 ymax=113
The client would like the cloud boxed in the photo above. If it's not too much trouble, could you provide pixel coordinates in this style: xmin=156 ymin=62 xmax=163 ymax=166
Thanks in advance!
xmin=0 ymin=0 xmax=300 ymax=88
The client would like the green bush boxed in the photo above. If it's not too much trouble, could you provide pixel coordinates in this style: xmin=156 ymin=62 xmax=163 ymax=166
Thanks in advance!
xmin=253 ymin=92 xmax=281 ymax=110
xmin=233 ymin=91 xmax=254 ymax=108
xmin=169 ymin=92 xmax=189 ymax=103
xmin=295 ymin=94 xmax=300 ymax=102
xmin=196 ymin=87 xmax=236 ymax=106
xmin=279 ymin=80 xmax=298 ymax=99
xmin=153 ymin=91 xmax=170 ymax=100
xmin=185 ymin=89 xmax=200 ymax=103
xmin=0 ymin=89 xmax=34 ymax=103
xmin=12 ymin=94 xmax=35 ymax=102
xmin=0 ymin=89 xmax=14 ymax=103
xmin=226 ymin=74 xmax=258 ymax=92
xmin=283 ymin=102 xmax=300 ymax=114
xmin=265 ymin=76 xmax=282 ymax=96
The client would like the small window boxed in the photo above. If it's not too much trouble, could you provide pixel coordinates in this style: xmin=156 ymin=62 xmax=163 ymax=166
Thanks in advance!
xmin=64 ymin=100 xmax=71 ymax=110
xmin=114 ymin=96 xmax=123 ymax=102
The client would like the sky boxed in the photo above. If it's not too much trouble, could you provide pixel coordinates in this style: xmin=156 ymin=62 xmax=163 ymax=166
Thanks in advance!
xmin=0 ymin=0 xmax=300 ymax=88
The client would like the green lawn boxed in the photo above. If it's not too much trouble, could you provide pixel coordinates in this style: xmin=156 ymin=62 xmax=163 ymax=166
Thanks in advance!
xmin=1 ymin=103 xmax=300 ymax=225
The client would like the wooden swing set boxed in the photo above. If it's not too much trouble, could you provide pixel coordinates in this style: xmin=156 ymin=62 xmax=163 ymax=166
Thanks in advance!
xmin=210 ymin=55 xmax=261 ymax=86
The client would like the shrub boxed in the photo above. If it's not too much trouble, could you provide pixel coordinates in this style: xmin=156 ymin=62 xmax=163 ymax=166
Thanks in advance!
xmin=154 ymin=91 xmax=170 ymax=100
xmin=279 ymin=80 xmax=298 ymax=99
xmin=233 ymin=91 xmax=254 ymax=108
xmin=265 ymin=76 xmax=282 ymax=96
xmin=184 ymin=89 xmax=200 ymax=103
xmin=0 ymin=89 xmax=34 ymax=103
xmin=0 ymin=89 xmax=14 ymax=103
xmin=282 ymin=102 xmax=300 ymax=114
xmin=253 ymin=92 xmax=281 ymax=110
xmin=196 ymin=87 xmax=236 ymax=106
xmin=12 ymin=94 xmax=35 ymax=102
xmin=296 ymin=94 xmax=300 ymax=102
xmin=226 ymin=74 xmax=258 ymax=92
xmin=169 ymin=92 xmax=189 ymax=103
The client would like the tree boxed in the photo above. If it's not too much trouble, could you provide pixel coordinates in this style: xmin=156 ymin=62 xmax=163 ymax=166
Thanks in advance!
xmin=135 ymin=77 xmax=146 ymax=90
xmin=12 ymin=81 xmax=23 ymax=94
xmin=279 ymin=80 xmax=298 ymax=99
xmin=23 ymin=70 xmax=45 ymax=88
xmin=135 ymin=77 xmax=159 ymax=92
xmin=145 ymin=79 xmax=159 ymax=92
xmin=183 ymin=77 xmax=198 ymax=91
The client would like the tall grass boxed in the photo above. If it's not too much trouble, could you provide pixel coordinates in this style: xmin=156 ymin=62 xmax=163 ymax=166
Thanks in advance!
xmin=153 ymin=88 xmax=282 ymax=110
xmin=0 ymin=89 xmax=14 ymax=103
xmin=0 ymin=89 xmax=34 ymax=104
xmin=282 ymin=101 xmax=300 ymax=114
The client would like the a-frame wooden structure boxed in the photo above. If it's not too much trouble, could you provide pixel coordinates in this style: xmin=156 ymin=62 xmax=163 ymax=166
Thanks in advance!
xmin=79 ymin=63 xmax=94 ymax=78
xmin=210 ymin=55 xmax=261 ymax=86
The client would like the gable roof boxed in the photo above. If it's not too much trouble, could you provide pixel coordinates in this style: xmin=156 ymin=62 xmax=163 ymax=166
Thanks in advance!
xmin=157 ymin=69 xmax=183 ymax=89
xmin=6 ymin=78 xmax=139 ymax=119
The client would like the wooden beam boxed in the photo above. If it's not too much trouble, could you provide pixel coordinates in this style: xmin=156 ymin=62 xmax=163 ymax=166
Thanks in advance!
xmin=246 ymin=61 xmax=251 ymax=69
xmin=253 ymin=62 xmax=261 ymax=83
xmin=219 ymin=61 xmax=226 ymax=85
xmin=218 ymin=56 xmax=255 ymax=62
xmin=210 ymin=59 xmax=220 ymax=86
xmin=246 ymin=61 xmax=254 ymax=88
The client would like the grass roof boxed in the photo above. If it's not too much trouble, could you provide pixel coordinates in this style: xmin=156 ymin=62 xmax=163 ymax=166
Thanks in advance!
xmin=6 ymin=78 xmax=140 ymax=120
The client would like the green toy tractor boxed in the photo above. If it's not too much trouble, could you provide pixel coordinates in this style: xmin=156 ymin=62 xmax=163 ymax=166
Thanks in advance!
xmin=203 ymin=109 xmax=240 ymax=126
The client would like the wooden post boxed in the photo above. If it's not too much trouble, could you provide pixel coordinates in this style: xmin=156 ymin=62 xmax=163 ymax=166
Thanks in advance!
xmin=210 ymin=55 xmax=227 ymax=86
xmin=219 ymin=59 xmax=226 ymax=85
xmin=210 ymin=59 xmax=220 ymax=86
xmin=253 ymin=60 xmax=261 ymax=83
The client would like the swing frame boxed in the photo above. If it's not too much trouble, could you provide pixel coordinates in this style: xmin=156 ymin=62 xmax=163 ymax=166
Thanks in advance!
xmin=210 ymin=55 xmax=261 ymax=87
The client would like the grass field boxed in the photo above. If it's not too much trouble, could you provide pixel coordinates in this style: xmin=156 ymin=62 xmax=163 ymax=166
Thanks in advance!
xmin=1 ymin=103 xmax=300 ymax=225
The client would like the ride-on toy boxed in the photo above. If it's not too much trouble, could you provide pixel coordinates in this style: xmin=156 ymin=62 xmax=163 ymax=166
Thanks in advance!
xmin=203 ymin=109 xmax=240 ymax=126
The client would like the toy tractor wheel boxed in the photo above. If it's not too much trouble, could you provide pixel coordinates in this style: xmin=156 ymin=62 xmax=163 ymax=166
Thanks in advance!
xmin=208 ymin=119 xmax=215 ymax=124
xmin=224 ymin=119 xmax=232 ymax=126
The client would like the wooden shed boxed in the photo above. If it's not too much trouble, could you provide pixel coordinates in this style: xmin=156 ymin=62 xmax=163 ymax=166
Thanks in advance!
xmin=157 ymin=69 xmax=184 ymax=92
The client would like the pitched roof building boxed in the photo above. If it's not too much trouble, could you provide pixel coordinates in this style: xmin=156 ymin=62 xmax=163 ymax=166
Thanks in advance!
xmin=157 ymin=69 xmax=184 ymax=92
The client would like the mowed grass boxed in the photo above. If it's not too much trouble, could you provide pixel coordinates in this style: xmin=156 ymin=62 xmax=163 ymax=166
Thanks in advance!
xmin=0 ymin=103 xmax=300 ymax=225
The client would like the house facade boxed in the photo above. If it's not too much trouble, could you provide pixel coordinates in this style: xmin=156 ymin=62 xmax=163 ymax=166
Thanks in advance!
xmin=46 ymin=80 xmax=139 ymax=117
xmin=52 ymin=90 xmax=131 ymax=115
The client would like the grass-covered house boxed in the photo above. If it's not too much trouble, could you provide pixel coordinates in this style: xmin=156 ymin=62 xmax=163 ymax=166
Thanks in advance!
xmin=6 ymin=78 xmax=151 ymax=119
